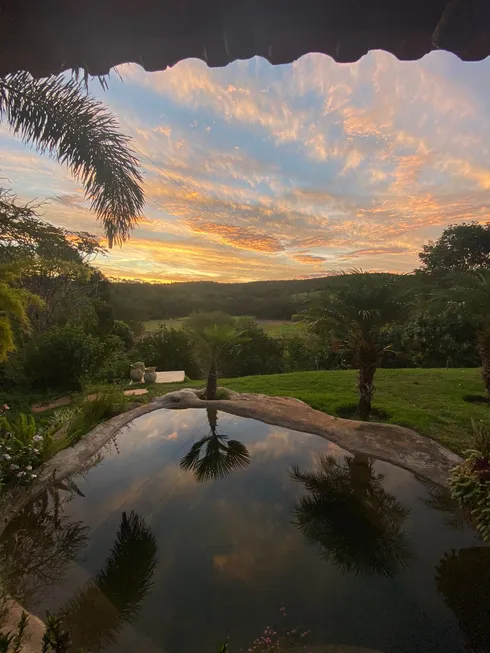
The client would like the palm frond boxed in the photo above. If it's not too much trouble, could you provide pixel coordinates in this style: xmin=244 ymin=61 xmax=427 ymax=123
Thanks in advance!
xmin=0 ymin=73 xmax=144 ymax=246
xmin=291 ymin=455 xmax=412 ymax=578
xmin=180 ymin=433 xmax=250 ymax=482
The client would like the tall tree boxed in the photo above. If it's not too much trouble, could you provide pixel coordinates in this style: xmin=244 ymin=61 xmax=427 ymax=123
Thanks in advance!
xmin=0 ymin=190 xmax=105 ymax=264
xmin=437 ymin=271 xmax=490 ymax=399
xmin=419 ymin=222 xmax=490 ymax=273
xmin=291 ymin=454 xmax=412 ymax=578
xmin=180 ymin=408 xmax=250 ymax=482
xmin=305 ymin=272 xmax=405 ymax=420
xmin=0 ymin=73 xmax=144 ymax=246
xmin=0 ymin=263 xmax=42 ymax=361
xmin=189 ymin=324 xmax=248 ymax=399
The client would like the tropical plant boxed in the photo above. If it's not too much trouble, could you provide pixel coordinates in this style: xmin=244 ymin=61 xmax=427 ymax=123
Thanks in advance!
xmin=55 ymin=511 xmax=157 ymax=651
xmin=0 ymin=73 xmax=144 ymax=246
xmin=180 ymin=408 xmax=250 ymax=482
xmin=189 ymin=324 xmax=249 ymax=399
xmin=304 ymin=272 xmax=406 ymax=419
xmin=0 ymin=410 xmax=46 ymax=488
xmin=449 ymin=419 xmax=490 ymax=542
xmin=0 ymin=263 xmax=43 ymax=362
xmin=291 ymin=454 xmax=412 ymax=577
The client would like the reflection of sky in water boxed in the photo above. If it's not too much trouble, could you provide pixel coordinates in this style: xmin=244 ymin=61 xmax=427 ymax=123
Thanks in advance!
xmin=6 ymin=409 xmax=490 ymax=653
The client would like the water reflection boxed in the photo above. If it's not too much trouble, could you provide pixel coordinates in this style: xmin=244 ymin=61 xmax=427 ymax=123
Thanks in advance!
xmin=0 ymin=485 xmax=88 ymax=604
xmin=420 ymin=480 xmax=470 ymax=532
xmin=436 ymin=547 xmax=490 ymax=653
xmin=291 ymin=454 xmax=413 ymax=578
xmin=56 ymin=511 xmax=157 ymax=652
xmin=180 ymin=408 xmax=251 ymax=482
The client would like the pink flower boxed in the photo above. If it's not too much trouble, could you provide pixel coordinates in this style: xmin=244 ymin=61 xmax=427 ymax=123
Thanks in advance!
xmin=1 ymin=404 xmax=9 ymax=411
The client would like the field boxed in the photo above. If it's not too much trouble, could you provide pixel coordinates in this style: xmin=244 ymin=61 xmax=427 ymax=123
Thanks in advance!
xmin=135 ymin=368 xmax=487 ymax=456
xmin=142 ymin=317 xmax=302 ymax=337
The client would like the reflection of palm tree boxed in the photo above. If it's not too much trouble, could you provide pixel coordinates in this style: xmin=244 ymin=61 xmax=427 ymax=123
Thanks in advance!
xmin=436 ymin=547 xmax=490 ymax=653
xmin=57 ymin=510 xmax=157 ymax=652
xmin=180 ymin=409 xmax=250 ymax=482
xmin=291 ymin=454 xmax=412 ymax=578
xmin=0 ymin=486 xmax=88 ymax=604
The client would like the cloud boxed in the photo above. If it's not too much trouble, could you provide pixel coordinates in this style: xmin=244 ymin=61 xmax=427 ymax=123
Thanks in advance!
xmin=191 ymin=222 xmax=284 ymax=253
xmin=5 ymin=51 xmax=490 ymax=282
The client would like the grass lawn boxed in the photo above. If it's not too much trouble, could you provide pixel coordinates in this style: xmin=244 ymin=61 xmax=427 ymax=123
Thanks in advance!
xmin=139 ymin=368 xmax=488 ymax=456
xmin=142 ymin=317 xmax=302 ymax=338
xmin=3 ymin=368 xmax=487 ymax=458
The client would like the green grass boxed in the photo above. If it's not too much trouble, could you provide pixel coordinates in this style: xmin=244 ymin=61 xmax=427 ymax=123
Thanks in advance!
xmin=5 ymin=369 xmax=487 ymax=459
xmin=130 ymin=368 xmax=488 ymax=456
xmin=142 ymin=317 xmax=302 ymax=338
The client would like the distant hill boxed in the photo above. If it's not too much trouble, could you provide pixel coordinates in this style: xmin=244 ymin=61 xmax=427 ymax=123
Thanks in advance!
xmin=109 ymin=273 xmax=401 ymax=322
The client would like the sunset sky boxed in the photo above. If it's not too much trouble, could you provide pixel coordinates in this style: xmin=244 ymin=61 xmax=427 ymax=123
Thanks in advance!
xmin=2 ymin=51 xmax=490 ymax=283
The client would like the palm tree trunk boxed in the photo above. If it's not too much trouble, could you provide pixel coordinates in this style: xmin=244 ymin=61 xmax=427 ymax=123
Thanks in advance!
xmin=206 ymin=361 xmax=218 ymax=400
xmin=358 ymin=358 xmax=376 ymax=420
xmin=477 ymin=326 xmax=490 ymax=400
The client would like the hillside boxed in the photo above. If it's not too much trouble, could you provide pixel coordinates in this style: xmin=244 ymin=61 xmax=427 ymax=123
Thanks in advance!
xmin=109 ymin=272 xmax=403 ymax=322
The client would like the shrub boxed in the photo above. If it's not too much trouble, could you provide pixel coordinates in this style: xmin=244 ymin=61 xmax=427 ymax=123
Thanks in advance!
xmin=23 ymin=325 xmax=104 ymax=391
xmin=133 ymin=327 xmax=201 ymax=379
xmin=449 ymin=419 xmax=490 ymax=542
xmin=0 ymin=407 xmax=46 ymax=489
xmin=64 ymin=391 xmax=128 ymax=444
xmin=220 ymin=322 xmax=284 ymax=377
xmin=110 ymin=320 xmax=134 ymax=350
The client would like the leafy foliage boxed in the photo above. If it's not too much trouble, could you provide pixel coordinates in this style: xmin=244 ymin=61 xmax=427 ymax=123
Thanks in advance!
xmin=419 ymin=222 xmax=490 ymax=272
xmin=189 ymin=323 xmax=249 ymax=399
xmin=304 ymin=271 xmax=407 ymax=419
xmin=0 ymin=407 xmax=46 ymax=489
xmin=449 ymin=419 xmax=490 ymax=542
xmin=0 ymin=189 xmax=105 ymax=264
xmin=21 ymin=325 xmax=104 ymax=391
xmin=0 ymin=73 xmax=144 ymax=245
xmin=134 ymin=327 xmax=201 ymax=379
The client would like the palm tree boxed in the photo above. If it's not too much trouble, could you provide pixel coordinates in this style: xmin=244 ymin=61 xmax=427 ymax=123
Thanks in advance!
xmin=180 ymin=408 xmax=250 ymax=482
xmin=304 ymin=272 xmax=405 ymax=420
xmin=0 ymin=73 xmax=144 ymax=246
xmin=56 ymin=511 xmax=157 ymax=652
xmin=189 ymin=324 xmax=249 ymax=399
xmin=0 ymin=263 xmax=43 ymax=361
xmin=291 ymin=454 xmax=412 ymax=578
xmin=436 ymin=270 xmax=490 ymax=399
xmin=436 ymin=547 xmax=490 ymax=652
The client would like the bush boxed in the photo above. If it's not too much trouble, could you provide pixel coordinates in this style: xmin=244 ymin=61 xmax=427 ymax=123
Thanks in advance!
xmin=110 ymin=320 xmax=134 ymax=350
xmin=449 ymin=419 xmax=490 ymax=542
xmin=23 ymin=325 xmax=104 ymax=391
xmin=220 ymin=322 xmax=284 ymax=377
xmin=133 ymin=327 xmax=201 ymax=379
xmin=0 ymin=407 xmax=46 ymax=489
xmin=64 ymin=391 xmax=128 ymax=444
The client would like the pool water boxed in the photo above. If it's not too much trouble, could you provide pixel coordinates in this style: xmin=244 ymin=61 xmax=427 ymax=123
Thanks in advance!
xmin=1 ymin=408 xmax=489 ymax=653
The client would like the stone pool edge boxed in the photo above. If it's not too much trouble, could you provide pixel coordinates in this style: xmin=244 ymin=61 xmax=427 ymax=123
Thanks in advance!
xmin=0 ymin=388 xmax=462 ymax=539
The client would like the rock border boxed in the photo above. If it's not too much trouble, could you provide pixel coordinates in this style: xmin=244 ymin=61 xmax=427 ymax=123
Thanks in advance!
xmin=1 ymin=388 xmax=462 ymax=538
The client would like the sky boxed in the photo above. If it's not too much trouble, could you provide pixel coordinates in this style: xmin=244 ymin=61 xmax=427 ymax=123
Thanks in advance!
xmin=2 ymin=50 xmax=490 ymax=283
